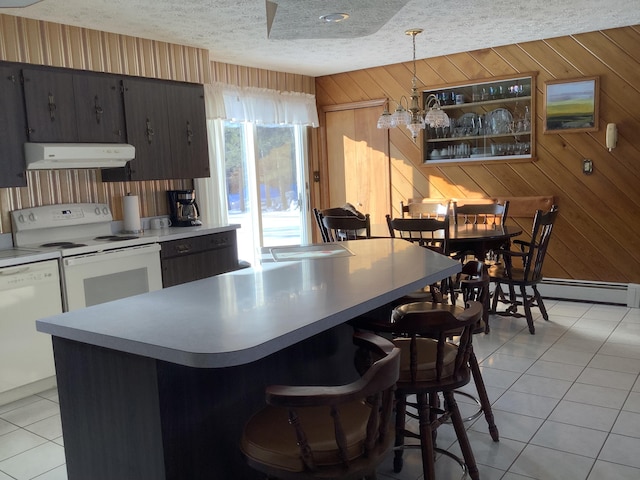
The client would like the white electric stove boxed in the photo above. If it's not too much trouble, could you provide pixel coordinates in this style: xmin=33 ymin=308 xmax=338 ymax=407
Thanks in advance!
xmin=11 ymin=203 xmax=162 ymax=312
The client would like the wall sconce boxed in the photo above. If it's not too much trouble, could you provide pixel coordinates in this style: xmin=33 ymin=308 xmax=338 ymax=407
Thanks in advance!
xmin=583 ymin=158 xmax=593 ymax=175
xmin=606 ymin=123 xmax=617 ymax=151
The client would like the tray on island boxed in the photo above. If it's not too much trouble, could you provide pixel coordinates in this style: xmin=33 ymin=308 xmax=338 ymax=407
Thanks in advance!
xmin=270 ymin=244 xmax=354 ymax=261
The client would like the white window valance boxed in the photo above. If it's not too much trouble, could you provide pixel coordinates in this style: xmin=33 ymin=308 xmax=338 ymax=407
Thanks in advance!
xmin=203 ymin=83 xmax=319 ymax=127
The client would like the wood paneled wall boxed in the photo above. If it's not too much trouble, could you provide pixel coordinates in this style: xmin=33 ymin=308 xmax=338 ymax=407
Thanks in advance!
xmin=315 ymin=26 xmax=640 ymax=283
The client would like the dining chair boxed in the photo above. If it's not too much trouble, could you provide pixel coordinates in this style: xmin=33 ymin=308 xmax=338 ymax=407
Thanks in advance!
xmin=400 ymin=199 xmax=451 ymax=219
xmin=387 ymin=214 xmax=454 ymax=302
xmin=314 ymin=204 xmax=368 ymax=243
xmin=454 ymin=260 xmax=491 ymax=333
xmin=240 ymin=331 xmax=400 ymax=480
xmin=322 ymin=214 xmax=371 ymax=242
xmin=452 ymin=200 xmax=509 ymax=226
xmin=489 ymin=205 xmax=559 ymax=334
xmin=389 ymin=300 xmax=484 ymax=480
xmin=452 ymin=200 xmax=510 ymax=262
xmin=312 ymin=208 xmax=330 ymax=243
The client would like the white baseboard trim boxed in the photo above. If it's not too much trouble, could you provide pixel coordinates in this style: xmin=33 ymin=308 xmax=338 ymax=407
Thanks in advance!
xmin=537 ymin=278 xmax=640 ymax=308
xmin=0 ymin=376 xmax=57 ymax=407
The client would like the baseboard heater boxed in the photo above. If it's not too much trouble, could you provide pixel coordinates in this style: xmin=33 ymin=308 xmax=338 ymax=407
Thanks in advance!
xmin=537 ymin=278 xmax=640 ymax=308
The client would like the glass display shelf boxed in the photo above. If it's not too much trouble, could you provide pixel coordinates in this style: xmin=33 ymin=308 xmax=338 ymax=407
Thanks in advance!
xmin=423 ymin=74 xmax=536 ymax=164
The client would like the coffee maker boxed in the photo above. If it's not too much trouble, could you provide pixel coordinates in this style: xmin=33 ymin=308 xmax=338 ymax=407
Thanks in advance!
xmin=167 ymin=190 xmax=202 ymax=227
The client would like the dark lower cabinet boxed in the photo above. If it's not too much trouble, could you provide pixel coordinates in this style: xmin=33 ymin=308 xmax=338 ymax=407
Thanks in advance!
xmin=0 ymin=63 xmax=28 ymax=187
xmin=160 ymin=231 xmax=239 ymax=288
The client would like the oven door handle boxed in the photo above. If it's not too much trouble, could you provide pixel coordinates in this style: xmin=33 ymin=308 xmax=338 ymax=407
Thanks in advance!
xmin=63 ymin=243 xmax=160 ymax=267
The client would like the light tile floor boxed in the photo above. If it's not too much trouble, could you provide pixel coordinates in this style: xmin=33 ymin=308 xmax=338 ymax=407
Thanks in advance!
xmin=1 ymin=300 xmax=639 ymax=479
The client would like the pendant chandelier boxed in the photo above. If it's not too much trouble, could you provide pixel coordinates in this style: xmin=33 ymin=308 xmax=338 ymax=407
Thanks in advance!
xmin=377 ymin=28 xmax=449 ymax=140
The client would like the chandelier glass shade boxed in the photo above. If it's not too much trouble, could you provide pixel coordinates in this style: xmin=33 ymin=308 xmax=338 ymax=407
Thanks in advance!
xmin=377 ymin=29 xmax=449 ymax=140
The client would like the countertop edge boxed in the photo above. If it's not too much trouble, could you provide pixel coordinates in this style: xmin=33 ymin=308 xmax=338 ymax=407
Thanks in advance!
xmin=35 ymin=248 xmax=461 ymax=369
xmin=139 ymin=223 xmax=241 ymax=242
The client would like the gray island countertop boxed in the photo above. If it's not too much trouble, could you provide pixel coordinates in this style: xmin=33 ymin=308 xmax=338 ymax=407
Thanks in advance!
xmin=36 ymin=238 xmax=460 ymax=368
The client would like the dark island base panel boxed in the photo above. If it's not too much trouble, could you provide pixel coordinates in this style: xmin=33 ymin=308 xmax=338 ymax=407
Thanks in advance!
xmin=53 ymin=323 xmax=358 ymax=480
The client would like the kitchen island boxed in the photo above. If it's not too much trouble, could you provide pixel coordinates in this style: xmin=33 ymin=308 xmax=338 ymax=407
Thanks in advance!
xmin=37 ymin=238 xmax=460 ymax=479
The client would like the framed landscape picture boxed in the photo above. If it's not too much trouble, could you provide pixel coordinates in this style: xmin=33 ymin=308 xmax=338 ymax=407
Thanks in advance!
xmin=543 ymin=76 xmax=599 ymax=134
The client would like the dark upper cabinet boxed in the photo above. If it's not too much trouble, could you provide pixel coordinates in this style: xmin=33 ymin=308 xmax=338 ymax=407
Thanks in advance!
xmin=73 ymin=72 xmax=126 ymax=143
xmin=0 ymin=63 xmax=28 ymax=187
xmin=22 ymin=68 xmax=78 ymax=142
xmin=166 ymin=82 xmax=210 ymax=179
xmin=103 ymin=77 xmax=210 ymax=181
xmin=5 ymin=61 xmax=209 ymax=182
xmin=120 ymin=77 xmax=172 ymax=180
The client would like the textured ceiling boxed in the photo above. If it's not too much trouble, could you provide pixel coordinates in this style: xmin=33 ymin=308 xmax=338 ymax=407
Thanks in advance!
xmin=2 ymin=0 xmax=640 ymax=77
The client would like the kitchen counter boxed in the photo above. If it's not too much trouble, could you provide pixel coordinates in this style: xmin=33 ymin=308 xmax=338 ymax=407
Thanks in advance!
xmin=37 ymin=238 xmax=458 ymax=368
xmin=0 ymin=223 xmax=238 ymax=268
xmin=140 ymin=222 xmax=240 ymax=242
xmin=0 ymin=247 xmax=60 ymax=268
xmin=36 ymin=238 xmax=460 ymax=479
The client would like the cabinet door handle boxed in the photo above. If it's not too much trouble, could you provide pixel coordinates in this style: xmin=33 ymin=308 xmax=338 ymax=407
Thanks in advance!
xmin=146 ymin=119 xmax=155 ymax=144
xmin=48 ymin=92 xmax=57 ymax=121
xmin=94 ymin=95 xmax=104 ymax=124
xmin=186 ymin=121 xmax=193 ymax=145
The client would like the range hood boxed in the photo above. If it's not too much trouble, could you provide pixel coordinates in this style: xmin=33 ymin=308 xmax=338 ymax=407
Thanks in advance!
xmin=24 ymin=143 xmax=135 ymax=169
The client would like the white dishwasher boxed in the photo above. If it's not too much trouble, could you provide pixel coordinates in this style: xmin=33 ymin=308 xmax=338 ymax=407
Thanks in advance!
xmin=0 ymin=258 xmax=63 ymax=399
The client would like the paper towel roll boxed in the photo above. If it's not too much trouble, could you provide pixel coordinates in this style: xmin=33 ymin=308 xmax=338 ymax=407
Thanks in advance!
xmin=122 ymin=194 xmax=142 ymax=233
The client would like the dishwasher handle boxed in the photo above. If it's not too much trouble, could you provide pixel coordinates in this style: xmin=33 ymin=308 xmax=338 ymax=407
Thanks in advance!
xmin=0 ymin=266 xmax=30 ymax=276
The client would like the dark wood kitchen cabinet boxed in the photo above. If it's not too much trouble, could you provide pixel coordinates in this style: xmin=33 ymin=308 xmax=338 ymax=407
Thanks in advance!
xmin=73 ymin=72 xmax=126 ymax=143
xmin=22 ymin=68 xmax=78 ymax=142
xmin=22 ymin=67 xmax=126 ymax=144
xmin=0 ymin=63 xmax=28 ymax=187
xmin=166 ymin=82 xmax=210 ymax=179
xmin=103 ymin=77 xmax=209 ymax=182
xmin=160 ymin=231 xmax=239 ymax=288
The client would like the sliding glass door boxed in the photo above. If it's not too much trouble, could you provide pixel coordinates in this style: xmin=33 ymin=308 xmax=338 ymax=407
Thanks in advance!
xmin=224 ymin=122 xmax=310 ymax=264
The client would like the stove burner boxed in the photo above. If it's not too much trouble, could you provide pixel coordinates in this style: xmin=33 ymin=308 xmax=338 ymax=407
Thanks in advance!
xmin=94 ymin=235 xmax=140 ymax=241
xmin=41 ymin=242 xmax=87 ymax=248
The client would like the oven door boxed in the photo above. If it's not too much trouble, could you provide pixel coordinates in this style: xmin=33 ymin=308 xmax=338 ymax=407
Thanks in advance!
xmin=62 ymin=243 xmax=162 ymax=312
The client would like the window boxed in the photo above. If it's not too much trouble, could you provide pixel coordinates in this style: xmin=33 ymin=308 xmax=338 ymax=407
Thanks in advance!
xmin=224 ymin=122 xmax=310 ymax=264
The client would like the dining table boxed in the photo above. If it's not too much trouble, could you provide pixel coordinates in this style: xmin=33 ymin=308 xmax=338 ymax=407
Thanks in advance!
xmin=372 ymin=222 xmax=523 ymax=260
xmin=446 ymin=223 xmax=523 ymax=260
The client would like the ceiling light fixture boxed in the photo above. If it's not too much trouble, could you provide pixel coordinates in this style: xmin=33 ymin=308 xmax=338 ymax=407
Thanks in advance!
xmin=319 ymin=13 xmax=350 ymax=23
xmin=377 ymin=28 xmax=449 ymax=141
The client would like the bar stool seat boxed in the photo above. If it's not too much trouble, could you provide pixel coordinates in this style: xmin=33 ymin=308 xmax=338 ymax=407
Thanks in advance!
xmin=240 ymin=331 xmax=400 ymax=480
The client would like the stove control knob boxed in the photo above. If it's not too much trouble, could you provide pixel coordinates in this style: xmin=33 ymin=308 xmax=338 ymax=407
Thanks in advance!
xmin=28 ymin=212 xmax=37 ymax=222
xmin=95 ymin=206 xmax=101 ymax=216
xmin=102 ymin=206 xmax=110 ymax=215
xmin=16 ymin=214 xmax=25 ymax=223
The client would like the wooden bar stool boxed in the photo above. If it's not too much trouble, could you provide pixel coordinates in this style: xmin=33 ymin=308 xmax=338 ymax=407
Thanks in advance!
xmin=240 ymin=331 xmax=400 ymax=480
xmin=389 ymin=301 xmax=484 ymax=480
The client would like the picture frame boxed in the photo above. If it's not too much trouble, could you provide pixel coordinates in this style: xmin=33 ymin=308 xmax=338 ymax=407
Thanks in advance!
xmin=543 ymin=76 xmax=599 ymax=134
